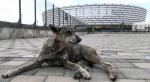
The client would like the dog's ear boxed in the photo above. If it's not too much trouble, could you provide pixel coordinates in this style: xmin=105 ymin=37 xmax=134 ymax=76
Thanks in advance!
xmin=49 ymin=24 xmax=60 ymax=33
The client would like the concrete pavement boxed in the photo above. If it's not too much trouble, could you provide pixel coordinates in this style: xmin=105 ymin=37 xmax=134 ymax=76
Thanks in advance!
xmin=0 ymin=34 xmax=150 ymax=82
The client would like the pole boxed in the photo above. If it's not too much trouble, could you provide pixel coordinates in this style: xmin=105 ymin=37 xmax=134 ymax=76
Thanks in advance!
xmin=52 ymin=4 xmax=54 ymax=26
xmin=63 ymin=11 xmax=64 ymax=26
xmin=70 ymin=15 xmax=71 ymax=26
xmin=75 ymin=8 xmax=77 ymax=26
xmin=33 ymin=0 xmax=36 ymax=38
xmin=58 ymin=8 xmax=60 ymax=26
xmin=45 ymin=0 xmax=47 ymax=27
xmin=19 ymin=0 xmax=22 ymax=38
xmin=19 ymin=0 xmax=22 ymax=28
xmin=66 ymin=13 xmax=68 ymax=26
xmin=34 ymin=0 xmax=36 ymax=28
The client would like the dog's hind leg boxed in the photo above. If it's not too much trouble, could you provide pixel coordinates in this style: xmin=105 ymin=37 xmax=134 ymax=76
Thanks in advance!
xmin=81 ymin=49 xmax=117 ymax=81
xmin=84 ymin=55 xmax=117 ymax=81
xmin=2 ymin=59 xmax=44 ymax=78
xmin=63 ymin=60 xmax=91 ymax=80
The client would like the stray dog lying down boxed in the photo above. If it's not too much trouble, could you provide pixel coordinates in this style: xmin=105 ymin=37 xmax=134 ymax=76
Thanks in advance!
xmin=2 ymin=25 xmax=117 ymax=81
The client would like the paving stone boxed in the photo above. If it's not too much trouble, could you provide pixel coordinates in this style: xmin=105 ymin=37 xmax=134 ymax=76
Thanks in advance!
xmin=10 ymin=75 xmax=46 ymax=82
xmin=0 ymin=61 xmax=5 ymax=64
xmin=0 ymin=70 xmax=9 ymax=76
xmin=113 ymin=55 xmax=143 ymax=60
xmin=91 ymin=73 xmax=110 ymax=80
xmin=64 ymin=69 xmax=76 ymax=77
xmin=0 ymin=76 xmax=15 ymax=82
xmin=118 ymin=52 xmax=134 ymax=56
xmin=81 ymin=79 xmax=109 ymax=82
xmin=7 ymin=50 xmax=24 ymax=54
xmin=136 ymin=49 xmax=150 ymax=53
xmin=103 ymin=59 xmax=148 ymax=63
xmin=0 ymin=54 xmax=23 ymax=57
xmin=12 ymin=58 xmax=32 ymax=61
xmin=144 ymin=68 xmax=150 ymax=73
xmin=102 ymin=50 xmax=118 ymax=56
xmin=92 ymin=65 xmax=126 ymax=79
xmin=0 ymin=70 xmax=15 ymax=82
xmin=0 ymin=65 xmax=17 ymax=70
xmin=21 ymin=68 xmax=40 ymax=75
xmin=16 ymin=52 xmax=37 ymax=57
xmin=127 ymin=59 xmax=149 ymax=63
xmin=115 ymin=72 xmax=127 ymax=79
xmin=111 ymin=62 xmax=136 ymax=68
xmin=116 ymin=79 xmax=146 ymax=82
xmin=35 ymin=67 xmax=65 ymax=76
xmin=92 ymin=65 xmax=108 ymax=73
xmin=0 ymin=57 xmax=13 ymax=62
xmin=1 ymin=60 xmax=27 ymax=66
xmin=119 ymin=68 xmax=150 ymax=79
xmin=102 ymin=58 xmax=120 ymax=62
xmin=0 ymin=58 xmax=4 ymax=61
xmin=133 ymin=63 xmax=150 ymax=68
xmin=45 ymin=76 xmax=79 ymax=82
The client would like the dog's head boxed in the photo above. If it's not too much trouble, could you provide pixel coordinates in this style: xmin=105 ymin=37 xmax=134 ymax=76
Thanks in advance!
xmin=49 ymin=25 xmax=81 ymax=44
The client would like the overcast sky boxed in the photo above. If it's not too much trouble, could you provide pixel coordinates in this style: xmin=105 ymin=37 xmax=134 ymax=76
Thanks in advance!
xmin=0 ymin=0 xmax=150 ymax=26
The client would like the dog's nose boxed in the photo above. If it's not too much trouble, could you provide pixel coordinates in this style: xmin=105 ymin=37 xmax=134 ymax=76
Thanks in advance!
xmin=77 ymin=37 xmax=82 ymax=43
xmin=75 ymin=34 xmax=82 ymax=43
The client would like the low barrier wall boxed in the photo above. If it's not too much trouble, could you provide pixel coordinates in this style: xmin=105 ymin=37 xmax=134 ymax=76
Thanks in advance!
xmin=0 ymin=21 xmax=52 ymax=39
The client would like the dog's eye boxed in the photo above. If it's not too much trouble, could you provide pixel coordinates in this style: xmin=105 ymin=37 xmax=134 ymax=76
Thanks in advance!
xmin=73 ymin=28 xmax=76 ymax=32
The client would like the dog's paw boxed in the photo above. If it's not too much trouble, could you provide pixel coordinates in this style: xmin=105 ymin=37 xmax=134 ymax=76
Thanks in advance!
xmin=74 ymin=71 xmax=82 ymax=79
xmin=2 ymin=70 xmax=15 ymax=78
xmin=2 ymin=73 xmax=10 ymax=78
xmin=80 ymin=68 xmax=91 ymax=80
xmin=109 ymin=73 xmax=117 ymax=81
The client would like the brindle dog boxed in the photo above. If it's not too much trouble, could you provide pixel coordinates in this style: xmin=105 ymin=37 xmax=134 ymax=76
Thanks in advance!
xmin=2 ymin=25 xmax=117 ymax=81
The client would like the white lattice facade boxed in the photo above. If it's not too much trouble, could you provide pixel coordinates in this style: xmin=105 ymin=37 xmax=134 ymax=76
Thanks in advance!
xmin=43 ymin=4 xmax=147 ymax=26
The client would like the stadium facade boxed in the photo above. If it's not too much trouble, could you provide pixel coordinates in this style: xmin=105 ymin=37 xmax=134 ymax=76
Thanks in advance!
xmin=42 ymin=4 xmax=147 ymax=31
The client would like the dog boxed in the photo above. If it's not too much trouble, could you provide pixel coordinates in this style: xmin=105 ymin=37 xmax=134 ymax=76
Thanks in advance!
xmin=2 ymin=25 xmax=117 ymax=81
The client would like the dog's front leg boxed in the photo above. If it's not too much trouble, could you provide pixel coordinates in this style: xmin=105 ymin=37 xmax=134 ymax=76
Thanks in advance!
xmin=2 ymin=59 xmax=44 ymax=78
xmin=63 ymin=60 xmax=91 ymax=80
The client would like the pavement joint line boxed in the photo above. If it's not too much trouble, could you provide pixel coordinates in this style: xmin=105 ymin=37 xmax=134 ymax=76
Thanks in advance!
xmin=1 ymin=57 xmax=13 ymax=62
xmin=35 ymin=38 xmax=44 ymax=42
xmin=23 ymin=39 xmax=38 ymax=48
xmin=0 ymin=40 xmax=10 ymax=45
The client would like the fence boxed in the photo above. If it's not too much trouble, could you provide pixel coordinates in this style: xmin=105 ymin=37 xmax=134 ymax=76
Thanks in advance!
xmin=0 ymin=0 xmax=149 ymax=40
xmin=0 ymin=0 xmax=88 ymax=40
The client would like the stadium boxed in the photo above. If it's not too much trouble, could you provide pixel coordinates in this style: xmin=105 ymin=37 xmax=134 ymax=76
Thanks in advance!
xmin=42 ymin=4 xmax=147 ymax=31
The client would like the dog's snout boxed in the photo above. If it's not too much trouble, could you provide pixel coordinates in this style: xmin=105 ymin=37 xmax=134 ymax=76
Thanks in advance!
xmin=75 ymin=35 xmax=81 ymax=43
xmin=77 ymin=37 xmax=81 ymax=43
